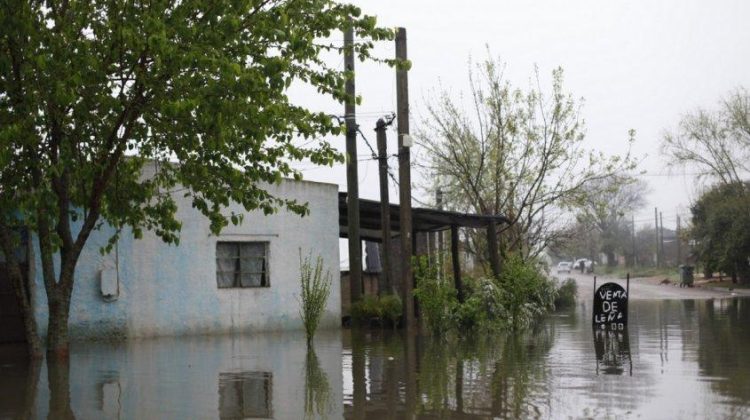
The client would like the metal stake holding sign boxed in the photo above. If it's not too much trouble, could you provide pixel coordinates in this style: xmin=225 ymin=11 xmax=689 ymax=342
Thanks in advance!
xmin=592 ymin=273 xmax=630 ymax=330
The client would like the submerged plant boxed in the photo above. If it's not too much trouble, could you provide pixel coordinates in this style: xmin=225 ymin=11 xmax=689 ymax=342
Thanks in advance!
xmin=299 ymin=250 xmax=332 ymax=346
xmin=413 ymin=255 xmax=457 ymax=335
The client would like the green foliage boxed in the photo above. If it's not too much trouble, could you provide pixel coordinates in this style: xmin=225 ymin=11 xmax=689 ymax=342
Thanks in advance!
xmin=412 ymin=256 xmax=457 ymax=335
xmin=350 ymin=294 xmax=402 ymax=328
xmin=379 ymin=294 xmax=403 ymax=327
xmin=417 ymin=55 xmax=638 ymax=263
xmin=554 ymin=278 xmax=578 ymax=309
xmin=299 ymin=251 xmax=332 ymax=345
xmin=691 ymin=182 xmax=750 ymax=283
xmin=0 ymin=1 xmax=393 ymax=350
xmin=494 ymin=255 xmax=557 ymax=330
xmin=412 ymin=255 xmax=557 ymax=334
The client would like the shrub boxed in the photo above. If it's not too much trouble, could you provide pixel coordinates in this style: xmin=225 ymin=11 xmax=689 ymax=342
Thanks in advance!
xmin=379 ymin=294 xmax=403 ymax=328
xmin=350 ymin=295 xmax=381 ymax=323
xmin=412 ymin=256 xmax=457 ymax=335
xmin=299 ymin=251 xmax=332 ymax=346
xmin=495 ymin=255 xmax=557 ymax=330
xmin=554 ymin=278 xmax=577 ymax=309
xmin=350 ymin=294 xmax=402 ymax=328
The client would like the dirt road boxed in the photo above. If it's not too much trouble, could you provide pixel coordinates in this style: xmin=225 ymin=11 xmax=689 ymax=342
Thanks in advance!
xmin=563 ymin=271 xmax=749 ymax=300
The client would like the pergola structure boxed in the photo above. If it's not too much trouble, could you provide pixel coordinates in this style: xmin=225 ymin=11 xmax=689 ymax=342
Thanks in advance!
xmin=339 ymin=192 xmax=509 ymax=300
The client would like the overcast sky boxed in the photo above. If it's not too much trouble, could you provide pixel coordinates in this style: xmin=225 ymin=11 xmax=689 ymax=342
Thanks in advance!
xmin=292 ymin=0 xmax=750 ymax=244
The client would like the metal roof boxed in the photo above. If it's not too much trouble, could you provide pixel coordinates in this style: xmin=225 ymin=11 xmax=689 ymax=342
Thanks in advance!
xmin=338 ymin=192 xmax=510 ymax=241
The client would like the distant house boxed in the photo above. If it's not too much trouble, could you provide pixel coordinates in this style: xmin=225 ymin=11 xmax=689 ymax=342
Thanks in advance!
xmin=0 ymin=168 xmax=340 ymax=342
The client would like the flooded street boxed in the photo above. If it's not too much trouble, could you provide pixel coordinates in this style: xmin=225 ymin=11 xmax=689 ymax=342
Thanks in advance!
xmin=2 ymin=298 xmax=750 ymax=419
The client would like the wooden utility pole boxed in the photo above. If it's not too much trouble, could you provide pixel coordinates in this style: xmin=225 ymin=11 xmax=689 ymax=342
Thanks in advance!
xmin=676 ymin=215 xmax=682 ymax=266
xmin=660 ymin=211 xmax=665 ymax=267
xmin=344 ymin=22 xmax=362 ymax=302
xmin=487 ymin=223 xmax=500 ymax=278
xmin=395 ymin=27 xmax=415 ymax=330
xmin=375 ymin=118 xmax=392 ymax=294
xmin=654 ymin=207 xmax=660 ymax=268
xmin=451 ymin=225 xmax=463 ymax=303
xmin=631 ymin=214 xmax=637 ymax=267
xmin=436 ymin=188 xmax=444 ymax=279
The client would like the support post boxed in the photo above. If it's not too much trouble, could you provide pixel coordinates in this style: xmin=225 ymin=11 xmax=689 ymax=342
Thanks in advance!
xmin=487 ymin=222 xmax=500 ymax=279
xmin=436 ymin=189 xmax=444 ymax=279
xmin=396 ymin=27 xmax=414 ymax=330
xmin=654 ymin=207 xmax=660 ymax=268
xmin=660 ymin=211 xmax=665 ymax=267
xmin=344 ymin=22 xmax=362 ymax=303
xmin=676 ymin=215 xmax=682 ymax=266
xmin=375 ymin=119 xmax=392 ymax=294
xmin=631 ymin=214 xmax=637 ymax=267
xmin=451 ymin=225 xmax=463 ymax=303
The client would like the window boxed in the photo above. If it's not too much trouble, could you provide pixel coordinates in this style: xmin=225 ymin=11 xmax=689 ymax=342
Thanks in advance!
xmin=218 ymin=372 xmax=273 ymax=419
xmin=216 ymin=242 xmax=269 ymax=288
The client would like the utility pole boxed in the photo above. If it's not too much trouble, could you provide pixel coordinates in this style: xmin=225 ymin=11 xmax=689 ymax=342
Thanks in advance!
xmin=395 ymin=27 xmax=415 ymax=330
xmin=676 ymin=215 xmax=682 ymax=266
xmin=631 ymin=214 xmax=637 ymax=267
xmin=344 ymin=22 xmax=362 ymax=303
xmin=375 ymin=118 xmax=392 ymax=294
xmin=654 ymin=207 xmax=660 ymax=268
xmin=436 ymin=188 xmax=444 ymax=279
xmin=660 ymin=211 xmax=665 ymax=267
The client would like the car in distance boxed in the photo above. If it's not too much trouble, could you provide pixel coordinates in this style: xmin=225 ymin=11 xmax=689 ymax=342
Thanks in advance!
xmin=556 ymin=261 xmax=572 ymax=273
xmin=573 ymin=258 xmax=594 ymax=273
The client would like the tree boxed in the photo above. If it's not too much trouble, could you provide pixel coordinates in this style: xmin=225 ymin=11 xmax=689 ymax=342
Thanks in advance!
xmin=416 ymin=57 xmax=636 ymax=271
xmin=576 ymin=178 xmax=648 ymax=267
xmin=690 ymin=182 xmax=750 ymax=284
xmin=662 ymin=88 xmax=750 ymax=185
xmin=0 ymin=1 xmax=392 ymax=358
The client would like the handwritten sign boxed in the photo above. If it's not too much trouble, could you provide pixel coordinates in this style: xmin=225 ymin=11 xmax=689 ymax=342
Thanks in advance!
xmin=592 ymin=282 xmax=628 ymax=330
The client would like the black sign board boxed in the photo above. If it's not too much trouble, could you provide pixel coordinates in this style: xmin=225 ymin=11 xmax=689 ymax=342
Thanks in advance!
xmin=592 ymin=282 xmax=628 ymax=330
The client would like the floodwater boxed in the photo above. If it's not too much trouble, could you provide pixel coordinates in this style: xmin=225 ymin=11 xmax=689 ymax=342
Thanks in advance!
xmin=1 ymin=298 xmax=749 ymax=419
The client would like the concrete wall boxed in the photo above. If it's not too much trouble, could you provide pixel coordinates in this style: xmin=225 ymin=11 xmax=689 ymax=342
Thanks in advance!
xmin=30 ymin=178 xmax=341 ymax=340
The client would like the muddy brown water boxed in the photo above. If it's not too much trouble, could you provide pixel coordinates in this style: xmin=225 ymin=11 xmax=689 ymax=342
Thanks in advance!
xmin=1 ymin=298 xmax=749 ymax=419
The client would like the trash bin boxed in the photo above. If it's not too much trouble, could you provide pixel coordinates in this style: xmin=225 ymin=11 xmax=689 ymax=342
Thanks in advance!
xmin=679 ymin=265 xmax=694 ymax=288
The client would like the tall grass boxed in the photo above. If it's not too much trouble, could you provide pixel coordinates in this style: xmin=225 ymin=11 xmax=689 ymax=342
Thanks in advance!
xmin=299 ymin=250 xmax=332 ymax=346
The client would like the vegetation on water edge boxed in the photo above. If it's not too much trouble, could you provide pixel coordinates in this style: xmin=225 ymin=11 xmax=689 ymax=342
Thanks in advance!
xmin=554 ymin=278 xmax=578 ymax=309
xmin=350 ymin=294 xmax=402 ymax=328
xmin=413 ymin=255 xmax=562 ymax=335
xmin=299 ymin=251 xmax=332 ymax=345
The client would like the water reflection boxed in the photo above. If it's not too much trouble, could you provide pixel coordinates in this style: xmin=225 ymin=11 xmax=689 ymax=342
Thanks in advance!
xmin=0 ymin=299 xmax=749 ymax=418
xmin=593 ymin=328 xmax=632 ymax=375
xmin=304 ymin=347 xmax=333 ymax=419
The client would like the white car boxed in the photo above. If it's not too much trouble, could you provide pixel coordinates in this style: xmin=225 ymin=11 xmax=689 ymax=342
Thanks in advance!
xmin=556 ymin=261 xmax=572 ymax=274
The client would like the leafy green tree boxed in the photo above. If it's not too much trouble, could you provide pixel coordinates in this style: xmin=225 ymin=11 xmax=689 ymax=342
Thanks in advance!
xmin=690 ymin=182 xmax=750 ymax=283
xmin=416 ymin=56 xmax=637 ymax=272
xmin=0 ymin=1 xmax=391 ymax=358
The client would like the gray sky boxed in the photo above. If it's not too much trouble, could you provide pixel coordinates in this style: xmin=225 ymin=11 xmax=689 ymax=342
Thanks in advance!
xmin=293 ymin=0 xmax=750 ymax=242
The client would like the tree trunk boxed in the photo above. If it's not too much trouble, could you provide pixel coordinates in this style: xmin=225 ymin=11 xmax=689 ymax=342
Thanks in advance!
xmin=606 ymin=250 xmax=616 ymax=267
xmin=47 ymin=357 xmax=76 ymax=419
xmin=46 ymin=287 xmax=72 ymax=358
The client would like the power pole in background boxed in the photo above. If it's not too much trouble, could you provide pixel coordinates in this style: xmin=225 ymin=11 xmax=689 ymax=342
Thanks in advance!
xmin=676 ymin=215 xmax=682 ymax=266
xmin=654 ymin=207 xmax=660 ymax=268
xmin=395 ymin=27 xmax=415 ymax=330
xmin=660 ymin=211 xmax=665 ymax=267
xmin=375 ymin=118 xmax=392 ymax=294
xmin=344 ymin=22 xmax=362 ymax=303
xmin=631 ymin=214 xmax=637 ymax=267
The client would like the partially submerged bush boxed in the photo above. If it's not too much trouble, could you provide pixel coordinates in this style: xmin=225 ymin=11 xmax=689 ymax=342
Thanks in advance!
xmin=413 ymin=256 xmax=457 ymax=335
xmin=299 ymin=251 xmax=332 ymax=346
xmin=554 ymin=278 xmax=578 ymax=309
xmin=414 ymin=255 xmax=558 ymax=334
xmin=350 ymin=294 xmax=402 ymax=328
